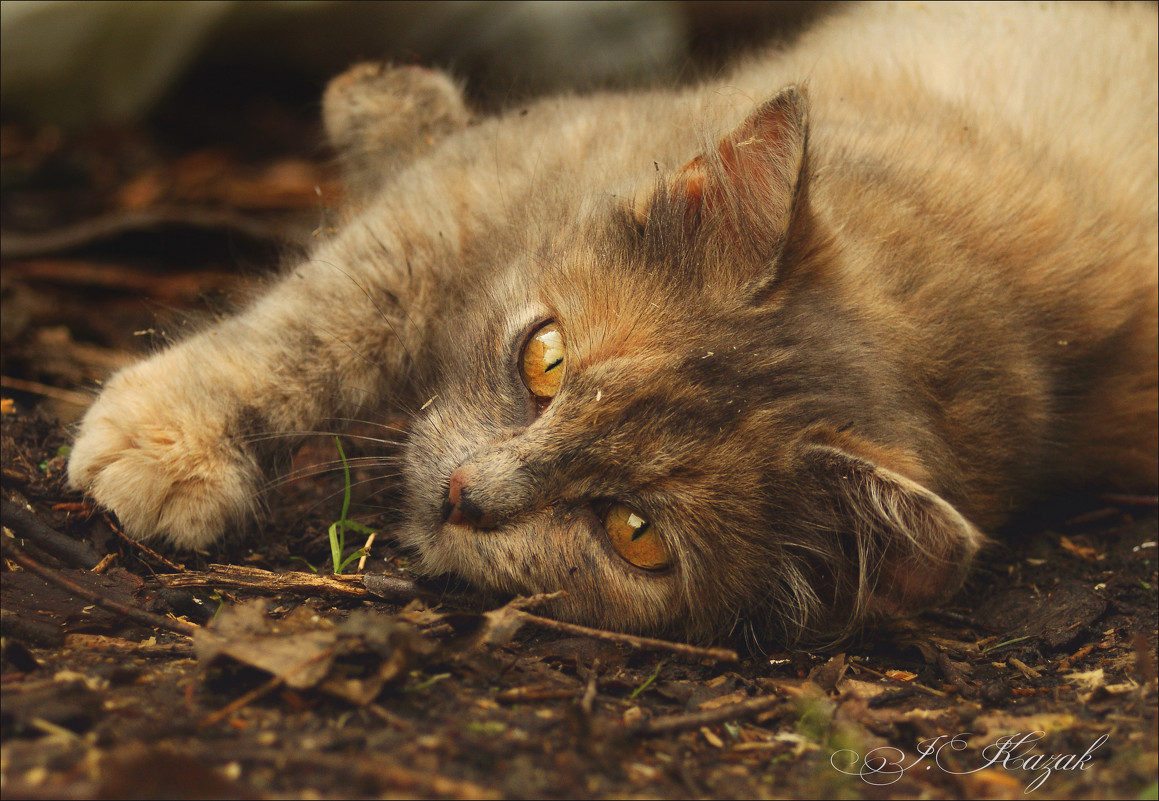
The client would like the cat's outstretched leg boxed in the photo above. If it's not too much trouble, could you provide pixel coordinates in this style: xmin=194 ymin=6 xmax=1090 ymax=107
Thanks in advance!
xmin=66 ymin=215 xmax=440 ymax=549
xmin=67 ymin=64 xmax=473 ymax=549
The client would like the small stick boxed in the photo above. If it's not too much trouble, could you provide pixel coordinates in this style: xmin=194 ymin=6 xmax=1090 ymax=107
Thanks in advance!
xmin=1 ymin=535 xmax=197 ymax=637
xmin=357 ymin=531 xmax=377 ymax=572
xmin=362 ymin=573 xmax=439 ymax=602
xmin=51 ymin=502 xmax=96 ymax=516
xmin=1098 ymin=493 xmax=1159 ymax=507
xmin=0 ymin=375 xmax=91 ymax=408
xmin=579 ymin=658 xmax=601 ymax=716
xmin=104 ymin=514 xmax=186 ymax=572
xmin=517 ymin=611 xmax=738 ymax=662
xmin=1008 ymin=656 xmax=1041 ymax=679
xmin=496 ymin=686 xmax=579 ymax=703
xmin=0 ymin=607 xmax=64 ymax=647
xmin=851 ymin=662 xmax=949 ymax=698
xmin=2 ymin=499 xmax=103 ymax=569
xmin=628 ymin=694 xmax=784 ymax=736
xmin=90 ymin=553 xmax=117 ymax=574
xmin=198 ymin=648 xmax=334 ymax=729
xmin=159 ymin=564 xmax=366 ymax=598
xmin=937 ymin=652 xmax=976 ymax=698
xmin=0 ymin=207 xmax=303 ymax=260
xmin=65 ymin=633 xmax=194 ymax=658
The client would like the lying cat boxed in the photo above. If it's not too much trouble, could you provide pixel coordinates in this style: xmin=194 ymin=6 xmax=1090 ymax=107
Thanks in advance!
xmin=68 ymin=2 xmax=1157 ymax=644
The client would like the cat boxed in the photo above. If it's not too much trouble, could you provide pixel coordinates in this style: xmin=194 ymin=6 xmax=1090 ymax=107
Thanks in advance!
xmin=67 ymin=2 xmax=1158 ymax=645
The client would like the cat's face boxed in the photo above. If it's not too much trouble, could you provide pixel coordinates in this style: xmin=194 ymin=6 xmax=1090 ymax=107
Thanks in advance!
xmin=399 ymin=235 xmax=799 ymax=639
xmin=397 ymin=87 xmax=983 ymax=643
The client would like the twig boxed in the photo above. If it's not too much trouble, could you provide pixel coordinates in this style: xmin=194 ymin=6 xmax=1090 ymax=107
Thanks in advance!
xmin=0 ymin=206 xmax=303 ymax=260
xmin=579 ymin=658 xmax=601 ymax=716
xmin=0 ymin=375 xmax=92 ymax=408
xmin=0 ymin=607 xmax=64 ymax=647
xmin=517 ymin=611 xmax=738 ymax=662
xmin=496 ymin=686 xmax=579 ymax=703
xmin=937 ymin=652 xmax=976 ymax=698
xmin=357 ymin=531 xmax=377 ymax=572
xmin=90 ymin=553 xmax=117 ymax=574
xmin=2 ymin=499 xmax=103 ymax=568
xmin=1098 ymin=493 xmax=1159 ymax=507
xmin=65 ymin=633 xmax=194 ymax=658
xmin=1008 ymin=656 xmax=1041 ymax=679
xmin=158 ymin=563 xmax=366 ymax=598
xmin=105 ymin=514 xmax=186 ymax=572
xmin=198 ymin=648 xmax=334 ymax=729
xmin=0 ymin=535 xmax=197 ymax=637
xmin=363 ymin=573 xmax=440 ymax=602
xmin=628 ymin=694 xmax=784 ymax=736
xmin=4 ymin=258 xmax=239 ymax=297
xmin=850 ymin=662 xmax=949 ymax=698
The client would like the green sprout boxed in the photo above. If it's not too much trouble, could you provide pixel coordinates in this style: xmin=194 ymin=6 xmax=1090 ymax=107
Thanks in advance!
xmin=981 ymin=635 xmax=1032 ymax=655
xmin=629 ymin=660 xmax=665 ymax=700
xmin=329 ymin=437 xmax=376 ymax=575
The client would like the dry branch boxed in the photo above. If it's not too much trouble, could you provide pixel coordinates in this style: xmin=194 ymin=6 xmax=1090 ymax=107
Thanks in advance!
xmin=157 ymin=564 xmax=368 ymax=598
xmin=627 ymin=694 xmax=785 ymax=736
xmin=1 ymin=535 xmax=196 ymax=637
xmin=2 ymin=499 xmax=103 ymax=568
xmin=517 ymin=611 xmax=739 ymax=663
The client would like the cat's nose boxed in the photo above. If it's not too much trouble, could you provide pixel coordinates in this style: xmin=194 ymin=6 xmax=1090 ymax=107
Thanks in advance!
xmin=442 ymin=466 xmax=497 ymax=528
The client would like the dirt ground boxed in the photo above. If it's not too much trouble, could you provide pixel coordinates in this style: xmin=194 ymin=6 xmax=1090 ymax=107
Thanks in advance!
xmin=2 ymin=40 xmax=1157 ymax=801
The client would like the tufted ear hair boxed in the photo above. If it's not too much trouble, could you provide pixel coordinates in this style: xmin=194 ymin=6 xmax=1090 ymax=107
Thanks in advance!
xmin=796 ymin=439 xmax=986 ymax=632
xmin=634 ymin=85 xmax=808 ymax=281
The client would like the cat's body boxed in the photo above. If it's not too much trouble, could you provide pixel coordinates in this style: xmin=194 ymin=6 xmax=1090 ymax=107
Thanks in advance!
xmin=68 ymin=2 xmax=1157 ymax=643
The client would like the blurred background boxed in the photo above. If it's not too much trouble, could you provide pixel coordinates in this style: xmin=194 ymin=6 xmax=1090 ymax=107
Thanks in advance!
xmin=0 ymin=0 xmax=835 ymax=422
xmin=3 ymin=1 xmax=832 ymax=124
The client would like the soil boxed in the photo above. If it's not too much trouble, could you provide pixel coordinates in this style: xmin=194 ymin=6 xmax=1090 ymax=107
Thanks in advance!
xmin=2 ymin=47 xmax=1157 ymax=801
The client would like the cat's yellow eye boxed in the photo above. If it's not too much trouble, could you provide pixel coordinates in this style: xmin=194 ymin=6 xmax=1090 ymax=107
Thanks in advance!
xmin=604 ymin=503 xmax=670 ymax=570
xmin=520 ymin=322 xmax=566 ymax=400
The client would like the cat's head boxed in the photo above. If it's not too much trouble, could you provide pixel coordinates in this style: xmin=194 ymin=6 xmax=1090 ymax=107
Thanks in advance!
xmin=398 ymin=87 xmax=983 ymax=645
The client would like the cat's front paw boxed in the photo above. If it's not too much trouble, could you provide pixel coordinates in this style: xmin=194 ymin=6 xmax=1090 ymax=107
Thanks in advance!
xmin=68 ymin=362 xmax=261 ymax=550
xmin=322 ymin=62 xmax=470 ymax=196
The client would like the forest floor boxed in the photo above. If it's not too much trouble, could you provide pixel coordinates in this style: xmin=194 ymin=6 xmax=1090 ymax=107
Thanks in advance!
xmin=2 ymin=57 xmax=1157 ymax=801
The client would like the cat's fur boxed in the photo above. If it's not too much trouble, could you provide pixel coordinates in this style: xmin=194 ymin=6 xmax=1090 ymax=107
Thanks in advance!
xmin=68 ymin=2 xmax=1157 ymax=644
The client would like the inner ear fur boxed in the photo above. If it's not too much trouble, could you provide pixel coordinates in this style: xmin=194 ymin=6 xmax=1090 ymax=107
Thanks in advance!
xmin=633 ymin=85 xmax=809 ymax=279
xmin=797 ymin=439 xmax=986 ymax=630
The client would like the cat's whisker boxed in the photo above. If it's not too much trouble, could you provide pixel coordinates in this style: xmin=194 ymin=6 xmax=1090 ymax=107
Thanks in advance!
xmin=276 ymin=473 xmax=405 ymax=524
xmin=235 ymin=429 xmax=405 ymax=448
xmin=257 ymin=457 xmax=402 ymax=495
xmin=326 ymin=417 xmax=410 ymax=436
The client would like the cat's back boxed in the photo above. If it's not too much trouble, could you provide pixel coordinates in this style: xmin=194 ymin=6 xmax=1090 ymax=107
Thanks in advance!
xmin=747 ymin=1 xmax=1158 ymax=494
xmin=741 ymin=1 xmax=1156 ymax=202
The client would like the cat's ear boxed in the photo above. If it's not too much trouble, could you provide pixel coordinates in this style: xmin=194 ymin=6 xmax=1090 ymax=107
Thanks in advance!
xmin=797 ymin=439 xmax=986 ymax=626
xmin=636 ymin=85 xmax=808 ymax=270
